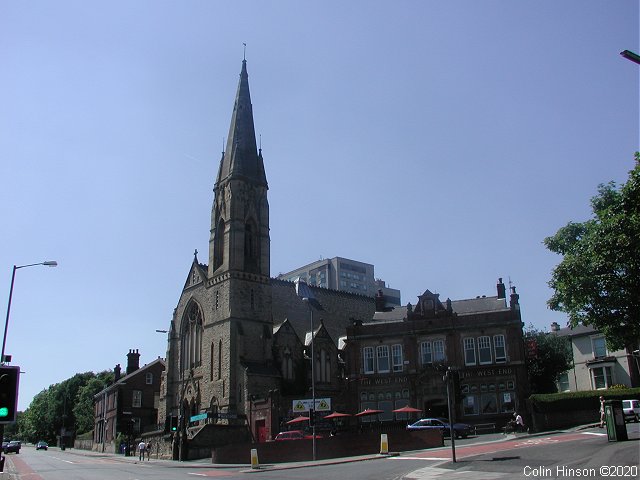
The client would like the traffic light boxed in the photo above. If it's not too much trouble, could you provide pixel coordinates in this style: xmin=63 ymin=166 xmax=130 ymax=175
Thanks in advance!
xmin=170 ymin=415 xmax=178 ymax=432
xmin=0 ymin=365 xmax=20 ymax=424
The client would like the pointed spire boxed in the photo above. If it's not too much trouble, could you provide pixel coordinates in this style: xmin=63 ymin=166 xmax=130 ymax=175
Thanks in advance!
xmin=216 ymin=60 xmax=267 ymax=187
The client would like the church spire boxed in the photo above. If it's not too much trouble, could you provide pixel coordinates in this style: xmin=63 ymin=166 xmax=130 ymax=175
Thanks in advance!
xmin=216 ymin=60 xmax=267 ymax=187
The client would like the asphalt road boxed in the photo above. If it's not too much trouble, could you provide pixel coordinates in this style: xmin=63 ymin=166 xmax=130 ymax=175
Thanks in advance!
xmin=4 ymin=423 xmax=638 ymax=480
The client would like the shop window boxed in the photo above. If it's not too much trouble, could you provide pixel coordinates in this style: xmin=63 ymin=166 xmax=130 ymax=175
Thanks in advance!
xmin=478 ymin=336 xmax=492 ymax=364
xmin=464 ymin=338 xmax=476 ymax=365
xmin=493 ymin=335 xmax=506 ymax=363
xmin=500 ymin=392 xmax=515 ymax=413
xmin=480 ymin=393 xmax=497 ymax=414
xmin=463 ymin=395 xmax=479 ymax=416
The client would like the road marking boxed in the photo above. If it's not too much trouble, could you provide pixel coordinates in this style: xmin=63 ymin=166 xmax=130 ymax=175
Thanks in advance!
xmin=51 ymin=456 xmax=76 ymax=464
xmin=581 ymin=431 xmax=607 ymax=436
xmin=393 ymin=456 xmax=450 ymax=461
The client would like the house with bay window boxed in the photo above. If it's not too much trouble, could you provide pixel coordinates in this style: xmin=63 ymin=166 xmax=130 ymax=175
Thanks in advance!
xmin=344 ymin=279 xmax=529 ymax=428
xmin=551 ymin=323 xmax=640 ymax=391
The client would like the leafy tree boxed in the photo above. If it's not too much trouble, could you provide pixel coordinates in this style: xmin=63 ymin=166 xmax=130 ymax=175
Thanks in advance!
xmin=525 ymin=326 xmax=572 ymax=394
xmin=544 ymin=153 xmax=640 ymax=351
xmin=73 ymin=371 xmax=113 ymax=435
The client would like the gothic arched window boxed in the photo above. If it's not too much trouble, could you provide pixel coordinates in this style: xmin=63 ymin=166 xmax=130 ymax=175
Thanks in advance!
xmin=181 ymin=301 xmax=203 ymax=371
xmin=213 ymin=218 xmax=225 ymax=270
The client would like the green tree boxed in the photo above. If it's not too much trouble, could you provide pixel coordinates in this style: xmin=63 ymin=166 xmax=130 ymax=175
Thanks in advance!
xmin=73 ymin=371 xmax=113 ymax=435
xmin=525 ymin=326 xmax=573 ymax=394
xmin=544 ymin=153 xmax=640 ymax=352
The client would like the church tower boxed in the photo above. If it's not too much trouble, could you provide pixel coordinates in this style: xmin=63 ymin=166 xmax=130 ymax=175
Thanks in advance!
xmin=204 ymin=58 xmax=274 ymax=415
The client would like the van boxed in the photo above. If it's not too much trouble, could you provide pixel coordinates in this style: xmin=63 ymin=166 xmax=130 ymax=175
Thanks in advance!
xmin=622 ymin=399 xmax=640 ymax=423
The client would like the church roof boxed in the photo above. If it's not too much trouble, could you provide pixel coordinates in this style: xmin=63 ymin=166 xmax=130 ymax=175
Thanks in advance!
xmin=216 ymin=60 xmax=267 ymax=187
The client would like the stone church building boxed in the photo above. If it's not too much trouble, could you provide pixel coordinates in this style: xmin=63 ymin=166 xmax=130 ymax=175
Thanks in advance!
xmin=157 ymin=60 xmax=375 ymax=458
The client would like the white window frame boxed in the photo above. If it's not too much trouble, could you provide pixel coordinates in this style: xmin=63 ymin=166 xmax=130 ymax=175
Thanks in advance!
xmin=493 ymin=335 xmax=506 ymax=363
xmin=433 ymin=339 xmax=445 ymax=362
xmin=592 ymin=336 xmax=607 ymax=359
xmin=145 ymin=372 xmax=153 ymax=385
xmin=478 ymin=336 xmax=492 ymax=364
xmin=464 ymin=337 xmax=476 ymax=365
xmin=377 ymin=345 xmax=390 ymax=373
xmin=392 ymin=344 xmax=403 ymax=372
xmin=591 ymin=365 xmax=613 ymax=389
xmin=420 ymin=341 xmax=432 ymax=365
xmin=363 ymin=347 xmax=375 ymax=374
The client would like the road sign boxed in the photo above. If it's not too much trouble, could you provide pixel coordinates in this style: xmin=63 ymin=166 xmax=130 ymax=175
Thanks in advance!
xmin=190 ymin=413 xmax=207 ymax=422
xmin=292 ymin=398 xmax=331 ymax=413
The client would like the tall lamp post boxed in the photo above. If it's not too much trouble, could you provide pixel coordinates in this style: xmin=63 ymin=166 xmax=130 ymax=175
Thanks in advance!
xmin=2 ymin=261 xmax=58 ymax=363
xmin=1 ymin=260 xmax=57 ymax=469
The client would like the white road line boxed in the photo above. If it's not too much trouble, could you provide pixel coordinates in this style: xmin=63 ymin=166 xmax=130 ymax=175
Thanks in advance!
xmin=581 ymin=431 xmax=607 ymax=436
xmin=392 ymin=456 xmax=450 ymax=460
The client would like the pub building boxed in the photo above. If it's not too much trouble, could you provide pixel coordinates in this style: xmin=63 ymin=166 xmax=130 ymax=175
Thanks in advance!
xmin=343 ymin=278 xmax=528 ymax=427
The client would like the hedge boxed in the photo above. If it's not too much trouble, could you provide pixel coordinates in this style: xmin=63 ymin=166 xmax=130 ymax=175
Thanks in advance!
xmin=529 ymin=388 xmax=640 ymax=413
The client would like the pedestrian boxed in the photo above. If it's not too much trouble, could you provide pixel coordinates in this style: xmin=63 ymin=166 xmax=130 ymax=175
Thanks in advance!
xmin=137 ymin=440 xmax=145 ymax=461
xmin=146 ymin=441 xmax=152 ymax=460
xmin=515 ymin=412 xmax=525 ymax=433
xmin=599 ymin=396 xmax=605 ymax=428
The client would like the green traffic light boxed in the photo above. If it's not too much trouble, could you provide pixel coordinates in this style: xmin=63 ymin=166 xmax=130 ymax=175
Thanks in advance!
xmin=0 ymin=407 xmax=8 ymax=417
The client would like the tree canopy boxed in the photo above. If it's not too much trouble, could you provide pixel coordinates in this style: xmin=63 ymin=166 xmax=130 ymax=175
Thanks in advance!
xmin=524 ymin=326 xmax=573 ymax=394
xmin=544 ymin=153 xmax=640 ymax=351
xmin=17 ymin=370 xmax=113 ymax=444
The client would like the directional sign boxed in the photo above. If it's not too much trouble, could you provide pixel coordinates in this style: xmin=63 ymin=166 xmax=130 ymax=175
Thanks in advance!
xmin=190 ymin=413 xmax=207 ymax=422
xmin=292 ymin=398 xmax=331 ymax=412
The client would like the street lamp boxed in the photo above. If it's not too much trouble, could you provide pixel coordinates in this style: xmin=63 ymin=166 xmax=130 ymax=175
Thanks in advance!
xmin=2 ymin=261 xmax=58 ymax=363
xmin=620 ymin=50 xmax=640 ymax=65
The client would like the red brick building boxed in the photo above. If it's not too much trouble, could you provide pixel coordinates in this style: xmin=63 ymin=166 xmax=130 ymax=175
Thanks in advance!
xmin=343 ymin=279 xmax=528 ymax=429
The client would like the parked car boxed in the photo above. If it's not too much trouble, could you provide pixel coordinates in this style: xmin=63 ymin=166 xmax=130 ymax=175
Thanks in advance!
xmin=36 ymin=441 xmax=49 ymax=450
xmin=4 ymin=440 xmax=21 ymax=454
xmin=407 ymin=418 xmax=471 ymax=438
xmin=622 ymin=399 xmax=640 ymax=423
xmin=274 ymin=430 xmax=323 ymax=441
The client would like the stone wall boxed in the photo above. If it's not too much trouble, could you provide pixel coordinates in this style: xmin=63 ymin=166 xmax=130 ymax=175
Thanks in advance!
xmin=212 ymin=429 xmax=443 ymax=464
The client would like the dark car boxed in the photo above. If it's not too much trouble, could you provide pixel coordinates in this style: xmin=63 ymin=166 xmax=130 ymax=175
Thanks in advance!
xmin=4 ymin=440 xmax=21 ymax=453
xmin=407 ymin=418 xmax=471 ymax=439
xmin=36 ymin=441 xmax=48 ymax=450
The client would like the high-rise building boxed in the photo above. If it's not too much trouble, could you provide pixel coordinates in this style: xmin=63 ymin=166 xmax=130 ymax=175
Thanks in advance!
xmin=277 ymin=257 xmax=401 ymax=306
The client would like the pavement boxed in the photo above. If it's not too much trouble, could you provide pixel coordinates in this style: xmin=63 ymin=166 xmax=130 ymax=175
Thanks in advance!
xmin=10 ymin=423 xmax=607 ymax=474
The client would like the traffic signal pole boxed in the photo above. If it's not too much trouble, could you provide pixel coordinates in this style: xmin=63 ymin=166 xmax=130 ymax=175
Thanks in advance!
xmin=444 ymin=367 xmax=457 ymax=463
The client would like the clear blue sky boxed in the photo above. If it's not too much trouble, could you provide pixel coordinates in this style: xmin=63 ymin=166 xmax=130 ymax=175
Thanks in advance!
xmin=1 ymin=1 xmax=638 ymax=410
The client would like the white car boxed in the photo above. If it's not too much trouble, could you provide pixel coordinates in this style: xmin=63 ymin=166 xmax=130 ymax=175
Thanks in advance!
xmin=622 ymin=399 xmax=639 ymax=423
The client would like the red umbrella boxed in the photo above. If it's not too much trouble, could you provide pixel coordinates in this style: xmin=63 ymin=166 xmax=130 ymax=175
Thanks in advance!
xmin=323 ymin=411 xmax=352 ymax=419
xmin=392 ymin=405 xmax=422 ymax=413
xmin=355 ymin=408 xmax=384 ymax=417
xmin=286 ymin=415 xmax=310 ymax=424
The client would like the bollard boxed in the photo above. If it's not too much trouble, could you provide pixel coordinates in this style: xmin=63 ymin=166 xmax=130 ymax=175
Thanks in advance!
xmin=250 ymin=448 xmax=259 ymax=469
xmin=380 ymin=433 xmax=389 ymax=455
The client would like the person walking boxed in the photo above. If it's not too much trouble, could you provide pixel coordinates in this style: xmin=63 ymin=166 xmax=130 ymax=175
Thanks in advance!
xmin=137 ymin=440 xmax=146 ymax=461
xmin=515 ymin=412 xmax=525 ymax=432
xmin=146 ymin=441 xmax=152 ymax=461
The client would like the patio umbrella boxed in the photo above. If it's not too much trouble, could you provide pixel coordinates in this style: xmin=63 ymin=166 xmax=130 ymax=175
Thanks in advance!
xmin=323 ymin=411 xmax=352 ymax=419
xmin=355 ymin=408 xmax=384 ymax=417
xmin=286 ymin=415 xmax=310 ymax=424
xmin=392 ymin=406 xmax=422 ymax=413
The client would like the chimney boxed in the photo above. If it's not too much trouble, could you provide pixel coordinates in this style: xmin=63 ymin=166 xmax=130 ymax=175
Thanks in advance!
xmin=114 ymin=364 xmax=121 ymax=381
xmin=550 ymin=322 xmax=560 ymax=332
xmin=126 ymin=349 xmax=140 ymax=375
xmin=497 ymin=278 xmax=506 ymax=299
xmin=509 ymin=286 xmax=520 ymax=310
xmin=375 ymin=289 xmax=386 ymax=312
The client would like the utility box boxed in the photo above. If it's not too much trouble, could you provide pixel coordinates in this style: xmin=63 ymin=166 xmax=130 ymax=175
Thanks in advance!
xmin=604 ymin=399 xmax=628 ymax=442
